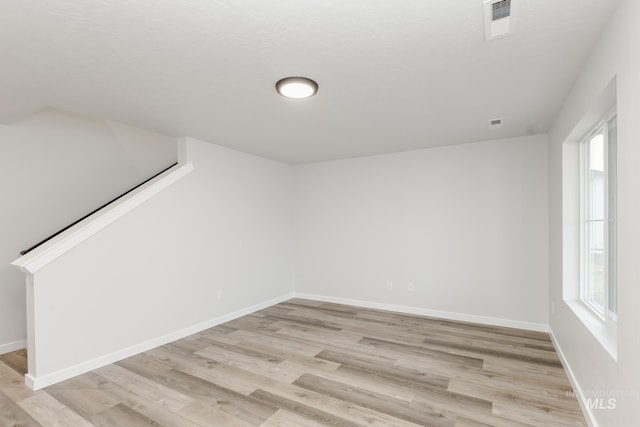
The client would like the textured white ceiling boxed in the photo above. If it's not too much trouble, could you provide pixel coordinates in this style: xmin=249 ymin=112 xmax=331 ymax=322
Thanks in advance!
xmin=0 ymin=0 xmax=617 ymax=164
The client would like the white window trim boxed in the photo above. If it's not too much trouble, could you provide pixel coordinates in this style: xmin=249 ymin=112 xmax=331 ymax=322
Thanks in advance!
xmin=578 ymin=109 xmax=617 ymax=322
xmin=564 ymin=299 xmax=617 ymax=359
xmin=563 ymin=108 xmax=618 ymax=361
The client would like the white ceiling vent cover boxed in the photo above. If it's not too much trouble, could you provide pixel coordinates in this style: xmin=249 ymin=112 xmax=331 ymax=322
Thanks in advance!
xmin=484 ymin=0 xmax=516 ymax=41
xmin=488 ymin=118 xmax=504 ymax=129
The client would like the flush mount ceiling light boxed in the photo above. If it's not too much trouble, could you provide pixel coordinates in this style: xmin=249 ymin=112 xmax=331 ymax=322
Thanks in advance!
xmin=275 ymin=77 xmax=318 ymax=99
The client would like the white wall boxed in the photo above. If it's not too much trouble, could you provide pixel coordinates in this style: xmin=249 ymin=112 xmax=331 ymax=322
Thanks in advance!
xmin=0 ymin=108 xmax=176 ymax=353
xmin=6 ymin=111 xmax=553 ymax=388
xmin=548 ymin=0 xmax=640 ymax=424
xmin=22 ymin=137 xmax=294 ymax=386
xmin=294 ymin=135 xmax=549 ymax=329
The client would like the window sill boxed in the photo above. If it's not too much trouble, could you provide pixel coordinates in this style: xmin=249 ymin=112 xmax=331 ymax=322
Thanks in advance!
xmin=565 ymin=299 xmax=617 ymax=361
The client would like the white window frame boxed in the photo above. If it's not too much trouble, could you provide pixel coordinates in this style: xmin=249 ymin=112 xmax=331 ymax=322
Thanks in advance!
xmin=561 ymin=78 xmax=617 ymax=360
xmin=579 ymin=110 xmax=617 ymax=324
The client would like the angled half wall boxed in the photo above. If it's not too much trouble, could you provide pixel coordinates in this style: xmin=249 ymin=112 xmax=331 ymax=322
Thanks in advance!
xmin=11 ymin=137 xmax=295 ymax=389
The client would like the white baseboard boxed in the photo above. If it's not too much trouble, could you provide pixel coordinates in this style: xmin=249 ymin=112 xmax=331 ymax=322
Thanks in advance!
xmin=26 ymin=292 xmax=294 ymax=390
xmin=26 ymin=291 xmax=549 ymax=390
xmin=294 ymin=293 xmax=549 ymax=333
xmin=0 ymin=339 xmax=27 ymax=355
xmin=549 ymin=328 xmax=598 ymax=427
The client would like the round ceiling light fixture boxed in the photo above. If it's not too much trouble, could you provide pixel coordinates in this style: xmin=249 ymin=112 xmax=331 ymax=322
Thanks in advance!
xmin=275 ymin=77 xmax=318 ymax=99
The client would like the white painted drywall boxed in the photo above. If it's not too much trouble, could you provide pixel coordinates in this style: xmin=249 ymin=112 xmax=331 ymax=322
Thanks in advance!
xmin=293 ymin=135 xmax=549 ymax=327
xmin=548 ymin=0 xmax=640 ymax=424
xmin=0 ymin=108 xmax=176 ymax=352
xmin=24 ymin=137 xmax=294 ymax=383
xmin=4 ymin=106 xmax=553 ymax=385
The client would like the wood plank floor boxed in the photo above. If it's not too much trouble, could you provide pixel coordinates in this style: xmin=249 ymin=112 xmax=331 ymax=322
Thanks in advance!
xmin=0 ymin=299 xmax=586 ymax=426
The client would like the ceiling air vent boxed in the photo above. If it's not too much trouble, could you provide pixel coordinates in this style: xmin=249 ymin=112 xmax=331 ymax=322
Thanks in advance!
xmin=492 ymin=0 xmax=511 ymax=21
xmin=488 ymin=118 xmax=503 ymax=129
xmin=484 ymin=0 xmax=516 ymax=41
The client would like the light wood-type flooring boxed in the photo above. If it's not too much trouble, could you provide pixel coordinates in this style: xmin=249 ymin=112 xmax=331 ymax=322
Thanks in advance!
xmin=0 ymin=299 xmax=586 ymax=426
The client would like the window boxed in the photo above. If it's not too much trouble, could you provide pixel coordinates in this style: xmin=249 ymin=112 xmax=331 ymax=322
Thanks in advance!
xmin=581 ymin=113 xmax=617 ymax=321
xmin=561 ymin=79 xmax=617 ymax=358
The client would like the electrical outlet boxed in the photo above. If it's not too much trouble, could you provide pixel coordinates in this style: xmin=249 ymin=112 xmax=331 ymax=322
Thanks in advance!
xmin=386 ymin=281 xmax=393 ymax=290
xmin=217 ymin=290 xmax=224 ymax=301
xmin=408 ymin=282 xmax=415 ymax=292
